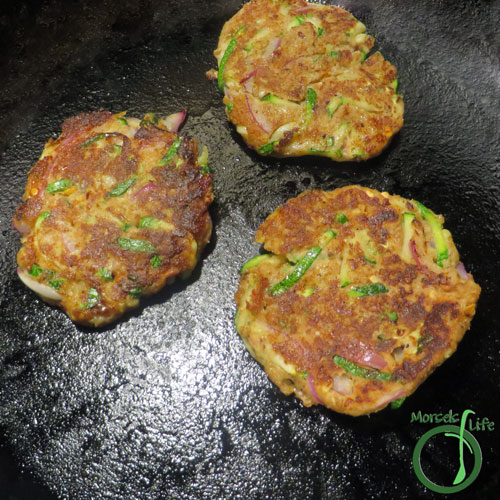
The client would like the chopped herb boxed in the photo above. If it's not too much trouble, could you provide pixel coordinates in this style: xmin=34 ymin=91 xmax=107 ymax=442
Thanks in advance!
xmin=226 ymin=102 xmax=234 ymax=112
xmin=293 ymin=15 xmax=306 ymax=26
xmin=299 ymin=370 xmax=309 ymax=379
xmin=82 ymin=287 xmax=99 ymax=309
xmin=334 ymin=355 xmax=392 ymax=381
xmin=259 ymin=140 xmax=278 ymax=155
xmin=200 ymin=163 xmax=212 ymax=175
xmin=138 ymin=216 xmax=159 ymax=229
xmin=28 ymin=264 xmax=44 ymax=277
xmin=417 ymin=334 xmax=433 ymax=353
xmin=390 ymin=78 xmax=399 ymax=92
xmin=329 ymin=51 xmax=339 ymax=58
xmin=97 ymin=267 xmax=114 ymax=281
xmin=117 ymin=117 xmax=128 ymax=126
xmin=360 ymin=50 xmax=367 ymax=62
xmin=122 ymin=222 xmax=132 ymax=232
xmin=240 ymin=254 xmax=272 ymax=274
xmin=348 ymin=283 xmax=388 ymax=297
xmin=48 ymin=279 xmax=65 ymax=290
xmin=387 ymin=311 xmax=398 ymax=323
xmin=117 ymin=237 xmax=157 ymax=253
xmin=364 ymin=256 xmax=376 ymax=264
xmin=105 ymin=177 xmax=137 ymax=198
xmin=158 ymin=138 xmax=181 ymax=166
xmin=46 ymin=178 xmax=72 ymax=194
xmin=391 ymin=397 xmax=406 ymax=409
xmin=335 ymin=213 xmax=348 ymax=224
xmin=326 ymin=136 xmax=334 ymax=147
xmin=150 ymin=255 xmax=163 ymax=268
xmin=129 ymin=287 xmax=143 ymax=298
xmin=317 ymin=27 xmax=324 ymax=37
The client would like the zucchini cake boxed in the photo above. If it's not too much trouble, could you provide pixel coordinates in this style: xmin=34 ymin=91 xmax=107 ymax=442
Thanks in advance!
xmin=13 ymin=110 xmax=213 ymax=327
xmin=235 ymin=186 xmax=480 ymax=416
xmin=208 ymin=0 xmax=404 ymax=161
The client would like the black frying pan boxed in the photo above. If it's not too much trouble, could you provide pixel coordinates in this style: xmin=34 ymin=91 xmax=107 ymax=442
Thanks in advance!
xmin=1 ymin=1 xmax=499 ymax=499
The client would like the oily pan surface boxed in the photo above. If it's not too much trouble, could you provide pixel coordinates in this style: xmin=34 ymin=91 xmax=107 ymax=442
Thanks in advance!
xmin=0 ymin=0 xmax=499 ymax=499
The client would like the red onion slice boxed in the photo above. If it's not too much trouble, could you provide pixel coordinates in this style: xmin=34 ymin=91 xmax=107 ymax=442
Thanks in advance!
xmin=245 ymin=95 xmax=271 ymax=134
xmin=456 ymin=261 xmax=470 ymax=280
xmin=163 ymin=109 xmax=187 ymax=132
xmin=374 ymin=389 xmax=406 ymax=410
xmin=262 ymin=37 xmax=281 ymax=59
xmin=132 ymin=181 xmax=159 ymax=198
xmin=12 ymin=218 xmax=31 ymax=235
xmin=17 ymin=268 xmax=62 ymax=303
xmin=239 ymin=69 xmax=257 ymax=85
xmin=308 ymin=375 xmax=324 ymax=405
xmin=409 ymin=239 xmax=424 ymax=270
xmin=351 ymin=341 xmax=387 ymax=370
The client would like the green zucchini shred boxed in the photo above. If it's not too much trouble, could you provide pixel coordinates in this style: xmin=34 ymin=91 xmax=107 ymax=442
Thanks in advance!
xmin=46 ymin=178 xmax=72 ymax=194
xmin=158 ymin=138 xmax=181 ymax=166
xmin=105 ymin=177 xmax=137 ymax=198
xmin=334 ymin=355 xmax=392 ymax=381
xmin=117 ymin=237 xmax=157 ymax=253
xmin=348 ymin=282 xmax=388 ymax=297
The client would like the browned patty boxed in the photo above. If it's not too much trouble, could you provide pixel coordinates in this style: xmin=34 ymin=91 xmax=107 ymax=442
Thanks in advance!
xmin=13 ymin=111 xmax=213 ymax=326
xmin=209 ymin=0 xmax=404 ymax=161
xmin=235 ymin=186 xmax=480 ymax=416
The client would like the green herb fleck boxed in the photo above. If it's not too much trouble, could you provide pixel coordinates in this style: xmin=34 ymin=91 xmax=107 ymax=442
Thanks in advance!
xmin=387 ymin=311 xmax=398 ymax=323
xmin=259 ymin=140 xmax=278 ymax=155
xmin=329 ymin=51 xmax=339 ymax=58
xmin=364 ymin=256 xmax=376 ymax=264
xmin=306 ymin=87 xmax=317 ymax=113
xmin=82 ymin=287 xmax=99 ymax=309
xmin=317 ymin=27 xmax=324 ymax=37
xmin=129 ymin=287 xmax=143 ymax=298
xmin=48 ymin=279 xmax=65 ymax=290
xmin=150 ymin=255 xmax=163 ymax=268
xmin=117 ymin=117 xmax=128 ymax=126
xmin=200 ymin=163 xmax=212 ymax=175
xmin=28 ymin=264 xmax=44 ymax=277
xmin=335 ymin=213 xmax=348 ymax=224
xmin=122 ymin=222 xmax=132 ymax=232
xmin=226 ymin=102 xmax=234 ymax=112
xmin=360 ymin=50 xmax=367 ymax=62
xmin=81 ymin=133 xmax=109 ymax=148
xmin=97 ymin=267 xmax=114 ymax=281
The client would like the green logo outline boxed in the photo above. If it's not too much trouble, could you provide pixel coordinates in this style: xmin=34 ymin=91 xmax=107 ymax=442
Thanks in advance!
xmin=412 ymin=410 xmax=482 ymax=494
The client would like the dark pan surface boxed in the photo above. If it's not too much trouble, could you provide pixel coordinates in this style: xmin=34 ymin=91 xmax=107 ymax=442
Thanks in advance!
xmin=1 ymin=1 xmax=499 ymax=499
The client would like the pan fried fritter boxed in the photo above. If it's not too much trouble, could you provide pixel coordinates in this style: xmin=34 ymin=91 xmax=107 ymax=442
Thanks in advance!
xmin=13 ymin=111 xmax=213 ymax=326
xmin=209 ymin=0 xmax=403 ymax=161
xmin=235 ymin=186 xmax=480 ymax=416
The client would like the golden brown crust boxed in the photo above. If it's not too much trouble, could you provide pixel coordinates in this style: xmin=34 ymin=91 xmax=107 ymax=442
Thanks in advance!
xmin=235 ymin=186 xmax=481 ymax=416
xmin=212 ymin=0 xmax=404 ymax=161
xmin=14 ymin=111 xmax=213 ymax=326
